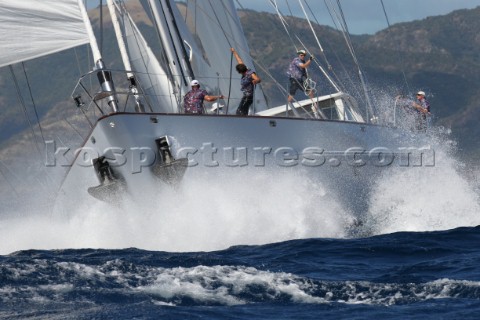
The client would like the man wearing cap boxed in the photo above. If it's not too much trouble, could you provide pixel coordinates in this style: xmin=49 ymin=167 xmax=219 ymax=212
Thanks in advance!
xmin=183 ymin=80 xmax=224 ymax=114
xmin=230 ymin=48 xmax=262 ymax=115
xmin=412 ymin=91 xmax=430 ymax=131
xmin=287 ymin=49 xmax=314 ymax=105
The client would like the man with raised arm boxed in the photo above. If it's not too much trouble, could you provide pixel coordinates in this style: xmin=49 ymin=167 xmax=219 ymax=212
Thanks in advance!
xmin=287 ymin=49 xmax=314 ymax=105
xmin=230 ymin=48 xmax=261 ymax=116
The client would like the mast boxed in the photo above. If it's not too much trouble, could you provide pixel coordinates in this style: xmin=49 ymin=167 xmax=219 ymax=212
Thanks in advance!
xmin=163 ymin=0 xmax=195 ymax=81
xmin=77 ymin=0 xmax=119 ymax=113
xmin=106 ymin=0 xmax=145 ymax=112
xmin=147 ymin=0 xmax=194 ymax=95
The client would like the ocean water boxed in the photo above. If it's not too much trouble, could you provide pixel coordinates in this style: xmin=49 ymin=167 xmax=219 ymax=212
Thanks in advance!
xmin=1 ymin=227 xmax=480 ymax=319
xmin=1 ymin=130 xmax=480 ymax=319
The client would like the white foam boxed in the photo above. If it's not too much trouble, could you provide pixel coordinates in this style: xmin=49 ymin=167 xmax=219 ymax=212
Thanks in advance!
xmin=0 ymin=170 xmax=353 ymax=254
xmin=2 ymin=257 xmax=479 ymax=306
xmin=135 ymin=265 xmax=325 ymax=305
xmin=367 ymin=146 xmax=480 ymax=234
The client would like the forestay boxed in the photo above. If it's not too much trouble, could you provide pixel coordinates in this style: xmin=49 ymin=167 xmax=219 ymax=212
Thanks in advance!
xmin=0 ymin=0 xmax=90 ymax=68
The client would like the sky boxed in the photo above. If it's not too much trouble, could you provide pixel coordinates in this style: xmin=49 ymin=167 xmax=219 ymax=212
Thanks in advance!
xmin=235 ymin=0 xmax=480 ymax=34
xmin=86 ymin=0 xmax=480 ymax=35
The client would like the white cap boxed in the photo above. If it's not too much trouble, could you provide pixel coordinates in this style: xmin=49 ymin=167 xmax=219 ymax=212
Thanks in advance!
xmin=297 ymin=49 xmax=306 ymax=55
xmin=417 ymin=91 xmax=425 ymax=96
xmin=191 ymin=80 xmax=199 ymax=86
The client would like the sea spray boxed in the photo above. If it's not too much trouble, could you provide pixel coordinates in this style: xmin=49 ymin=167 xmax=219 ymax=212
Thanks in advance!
xmin=0 ymin=169 xmax=354 ymax=254
xmin=366 ymin=127 xmax=480 ymax=234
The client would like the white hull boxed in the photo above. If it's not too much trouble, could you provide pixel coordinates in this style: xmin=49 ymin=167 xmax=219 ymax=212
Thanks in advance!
xmin=54 ymin=113 xmax=430 ymax=224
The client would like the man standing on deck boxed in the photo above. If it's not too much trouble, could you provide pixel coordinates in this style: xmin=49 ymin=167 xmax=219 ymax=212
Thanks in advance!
xmin=183 ymin=80 xmax=223 ymax=114
xmin=231 ymin=48 xmax=261 ymax=116
xmin=287 ymin=49 xmax=315 ymax=105
xmin=411 ymin=91 xmax=430 ymax=131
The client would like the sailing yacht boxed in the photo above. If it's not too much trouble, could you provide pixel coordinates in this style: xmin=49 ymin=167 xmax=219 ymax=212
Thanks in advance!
xmin=1 ymin=0 xmax=431 ymax=219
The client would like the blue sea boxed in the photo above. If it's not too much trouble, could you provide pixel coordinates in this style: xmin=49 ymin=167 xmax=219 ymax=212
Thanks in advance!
xmin=1 ymin=226 xmax=480 ymax=319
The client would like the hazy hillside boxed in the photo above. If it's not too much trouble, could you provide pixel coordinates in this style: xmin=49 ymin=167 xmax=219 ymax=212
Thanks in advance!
xmin=239 ymin=8 xmax=480 ymax=158
xmin=359 ymin=7 xmax=480 ymax=156
xmin=1 ymin=4 xmax=479 ymax=159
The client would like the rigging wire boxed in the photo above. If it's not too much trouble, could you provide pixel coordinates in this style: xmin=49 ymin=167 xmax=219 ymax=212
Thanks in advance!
xmin=269 ymin=0 xmax=297 ymax=49
xmin=8 ymin=66 xmax=43 ymax=157
xmin=380 ymin=0 xmax=411 ymax=94
xmin=322 ymin=0 xmax=365 ymax=103
xmin=303 ymin=0 xmax=337 ymax=72
xmin=73 ymin=44 xmax=102 ymax=122
xmin=21 ymin=62 xmax=47 ymax=147
xmin=187 ymin=0 xmax=309 ymax=114
xmin=123 ymin=0 xmax=170 ymax=112
xmin=297 ymin=0 xmax=324 ymax=54
xmin=220 ymin=0 xmax=288 ymax=111
xmin=63 ymin=118 xmax=85 ymax=141
xmin=285 ymin=0 xmax=294 ymax=17
xmin=267 ymin=1 xmax=340 ymax=93
xmin=296 ymin=0 xmax=340 ymax=92
xmin=215 ymin=0 xmax=312 ymax=114
xmin=186 ymin=1 xmax=246 ymax=58
xmin=0 ymin=162 xmax=20 ymax=198
xmin=329 ymin=0 xmax=376 ymax=121
xmin=282 ymin=1 xmax=323 ymax=115
xmin=226 ymin=53 xmax=234 ymax=114
xmin=303 ymin=0 xmax=348 ymax=91
xmin=23 ymin=65 xmax=59 ymax=189
xmin=6 ymin=67 xmax=53 ymax=194
xmin=209 ymin=0 xmax=235 ymax=113
xmin=207 ymin=0 xmax=232 ymax=47
xmin=219 ymin=0 xmax=261 ymax=112
xmin=235 ymin=0 xmax=244 ymax=10
xmin=73 ymin=48 xmax=84 ymax=77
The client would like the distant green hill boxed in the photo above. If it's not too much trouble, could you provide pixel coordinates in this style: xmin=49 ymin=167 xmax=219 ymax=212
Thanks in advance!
xmin=1 ymin=5 xmax=479 ymax=160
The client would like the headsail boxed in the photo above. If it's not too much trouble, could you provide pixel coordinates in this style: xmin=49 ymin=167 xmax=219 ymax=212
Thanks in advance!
xmin=135 ymin=0 xmax=268 ymax=113
xmin=0 ymin=0 xmax=90 ymax=68
xmin=183 ymin=0 xmax=268 ymax=112
xmin=121 ymin=8 xmax=178 ymax=113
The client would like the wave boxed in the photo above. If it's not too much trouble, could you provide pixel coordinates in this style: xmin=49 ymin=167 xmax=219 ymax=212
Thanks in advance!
xmin=2 ymin=226 xmax=480 ymax=308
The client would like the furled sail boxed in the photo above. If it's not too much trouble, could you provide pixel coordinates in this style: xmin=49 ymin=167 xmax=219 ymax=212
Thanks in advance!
xmin=122 ymin=12 xmax=179 ymax=113
xmin=0 ymin=0 xmax=90 ymax=68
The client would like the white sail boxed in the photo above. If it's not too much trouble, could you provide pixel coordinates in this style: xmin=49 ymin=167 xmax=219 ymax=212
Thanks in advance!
xmin=183 ymin=0 xmax=268 ymax=112
xmin=138 ymin=0 xmax=268 ymax=113
xmin=0 ymin=0 xmax=90 ymax=68
xmin=122 ymin=12 xmax=179 ymax=113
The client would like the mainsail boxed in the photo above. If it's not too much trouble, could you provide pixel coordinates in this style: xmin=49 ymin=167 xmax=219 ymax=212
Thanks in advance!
xmin=0 ymin=0 xmax=91 ymax=68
